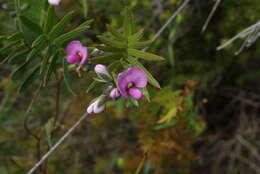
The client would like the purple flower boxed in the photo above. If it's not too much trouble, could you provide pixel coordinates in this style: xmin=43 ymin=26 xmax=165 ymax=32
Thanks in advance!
xmin=66 ymin=40 xmax=88 ymax=66
xmin=117 ymin=67 xmax=147 ymax=100
xmin=48 ymin=0 xmax=61 ymax=6
xmin=110 ymin=88 xmax=121 ymax=100
xmin=87 ymin=99 xmax=105 ymax=114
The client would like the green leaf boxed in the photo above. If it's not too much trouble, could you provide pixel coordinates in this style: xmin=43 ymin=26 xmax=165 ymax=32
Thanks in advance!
xmin=20 ymin=15 xmax=43 ymax=35
xmin=142 ymin=87 xmax=150 ymax=102
xmin=98 ymin=35 xmax=127 ymax=48
xmin=53 ymin=26 xmax=88 ymax=46
xmin=49 ymin=11 xmax=75 ymax=40
xmin=79 ymin=19 xmax=93 ymax=28
xmin=44 ymin=118 xmax=54 ymax=146
xmin=0 ymin=43 xmax=24 ymax=64
xmin=106 ymin=24 xmax=125 ymax=40
xmin=26 ymin=39 xmax=47 ymax=61
xmin=78 ymin=0 xmax=88 ymax=18
xmin=44 ymin=6 xmax=55 ymax=33
xmin=6 ymin=32 xmax=23 ymax=41
xmin=44 ymin=51 xmax=59 ymax=86
xmin=11 ymin=56 xmax=39 ymax=81
xmin=153 ymin=119 xmax=177 ymax=130
xmin=128 ymin=48 xmax=164 ymax=61
xmin=9 ymin=49 xmax=29 ymax=65
xmin=86 ymin=81 xmax=97 ymax=93
xmin=32 ymin=35 xmax=46 ymax=48
xmin=90 ymin=53 xmax=123 ymax=63
xmin=129 ymin=28 xmax=144 ymax=42
xmin=128 ymin=40 xmax=153 ymax=49
xmin=126 ymin=56 xmax=161 ymax=88
xmin=19 ymin=66 xmax=40 ymax=92
xmin=0 ymin=41 xmax=20 ymax=55
xmin=96 ymin=46 xmax=125 ymax=53
xmin=123 ymin=7 xmax=134 ymax=37
xmin=63 ymin=58 xmax=76 ymax=96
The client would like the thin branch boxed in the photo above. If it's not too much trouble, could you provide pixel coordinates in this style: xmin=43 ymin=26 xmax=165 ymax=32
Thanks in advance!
xmin=236 ymin=135 xmax=260 ymax=162
xmin=217 ymin=21 xmax=260 ymax=52
xmin=27 ymin=112 xmax=88 ymax=174
xmin=230 ymin=153 xmax=260 ymax=174
xmin=143 ymin=0 xmax=190 ymax=51
xmin=202 ymin=0 xmax=221 ymax=33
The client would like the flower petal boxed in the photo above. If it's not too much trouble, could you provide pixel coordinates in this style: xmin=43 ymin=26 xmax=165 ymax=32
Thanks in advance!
xmin=67 ymin=55 xmax=80 ymax=64
xmin=127 ymin=67 xmax=147 ymax=88
xmin=110 ymin=88 xmax=120 ymax=100
xmin=87 ymin=103 xmax=95 ymax=114
xmin=94 ymin=103 xmax=105 ymax=114
xmin=79 ymin=46 xmax=88 ymax=66
xmin=66 ymin=40 xmax=82 ymax=55
xmin=117 ymin=67 xmax=147 ymax=98
xmin=128 ymin=88 xmax=143 ymax=100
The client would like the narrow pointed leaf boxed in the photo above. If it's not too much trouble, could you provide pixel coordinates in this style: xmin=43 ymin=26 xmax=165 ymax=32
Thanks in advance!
xmin=128 ymin=48 xmax=164 ymax=61
xmin=19 ymin=66 xmax=40 ymax=92
xmin=44 ymin=52 xmax=59 ymax=86
xmin=129 ymin=28 xmax=144 ymax=42
xmin=44 ymin=6 xmax=55 ymax=33
xmin=9 ymin=49 xmax=29 ymax=65
xmin=53 ymin=26 xmax=88 ymax=46
xmin=126 ymin=56 xmax=161 ymax=88
xmin=20 ymin=15 xmax=43 ymax=34
xmin=106 ymin=25 xmax=125 ymax=40
xmin=32 ymin=35 xmax=46 ymax=48
xmin=7 ymin=32 xmax=23 ymax=41
xmin=123 ymin=7 xmax=134 ymax=37
xmin=63 ymin=58 xmax=76 ymax=96
xmin=98 ymin=35 xmax=127 ymax=48
xmin=90 ymin=53 xmax=123 ymax=63
xmin=49 ymin=11 xmax=75 ymax=40
xmin=128 ymin=40 xmax=153 ymax=49
xmin=96 ymin=46 xmax=125 ymax=53
xmin=86 ymin=81 xmax=97 ymax=93
xmin=79 ymin=19 xmax=93 ymax=27
xmin=11 ymin=56 xmax=39 ymax=81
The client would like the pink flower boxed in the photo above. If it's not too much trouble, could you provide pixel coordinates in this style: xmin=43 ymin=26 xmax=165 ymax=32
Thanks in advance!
xmin=66 ymin=40 xmax=88 ymax=66
xmin=117 ymin=67 xmax=147 ymax=100
xmin=110 ymin=88 xmax=121 ymax=100
xmin=48 ymin=0 xmax=61 ymax=6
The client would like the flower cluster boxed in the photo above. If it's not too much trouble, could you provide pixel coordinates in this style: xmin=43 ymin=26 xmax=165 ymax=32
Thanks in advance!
xmin=65 ymin=41 xmax=148 ymax=115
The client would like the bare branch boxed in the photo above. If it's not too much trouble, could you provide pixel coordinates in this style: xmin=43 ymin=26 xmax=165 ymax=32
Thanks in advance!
xmin=143 ymin=0 xmax=190 ymax=51
xmin=202 ymin=0 xmax=221 ymax=33
xmin=236 ymin=135 xmax=260 ymax=162
xmin=217 ymin=21 xmax=260 ymax=53
xmin=27 ymin=112 xmax=88 ymax=174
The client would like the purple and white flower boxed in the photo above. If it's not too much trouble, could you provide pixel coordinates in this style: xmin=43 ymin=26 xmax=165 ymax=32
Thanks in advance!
xmin=66 ymin=40 xmax=88 ymax=66
xmin=117 ymin=67 xmax=147 ymax=100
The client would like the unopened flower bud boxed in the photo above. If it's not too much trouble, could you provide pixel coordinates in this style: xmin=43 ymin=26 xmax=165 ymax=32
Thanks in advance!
xmin=110 ymin=88 xmax=121 ymax=100
xmin=48 ymin=0 xmax=61 ymax=6
xmin=94 ymin=64 xmax=111 ymax=79
xmin=87 ymin=97 xmax=105 ymax=114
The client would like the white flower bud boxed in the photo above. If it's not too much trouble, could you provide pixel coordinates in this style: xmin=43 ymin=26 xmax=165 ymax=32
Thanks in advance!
xmin=48 ymin=0 xmax=61 ymax=6
xmin=94 ymin=64 xmax=111 ymax=79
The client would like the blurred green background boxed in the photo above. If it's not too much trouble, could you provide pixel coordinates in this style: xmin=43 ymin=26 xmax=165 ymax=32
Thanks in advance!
xmin=0 ymin=0 xmax=260 ymax=174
